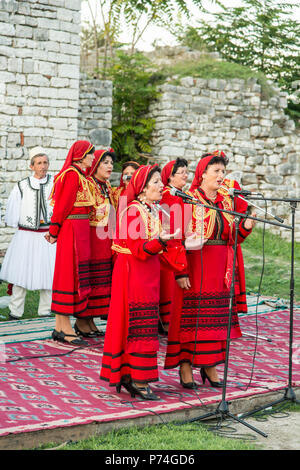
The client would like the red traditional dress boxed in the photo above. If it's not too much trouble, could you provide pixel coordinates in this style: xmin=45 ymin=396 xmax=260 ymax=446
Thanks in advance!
xmin=49 ymin=141 xmax=95 ymax=318
xmin=100 ymin=165 xmax=168 ymax=386
xmin=86 ymin=150 xmax=116 ymax=318
xmin=159 ymin=160 xmax=188 ymax=331
xmin=165 ymin=154 xmax=253 ymax=370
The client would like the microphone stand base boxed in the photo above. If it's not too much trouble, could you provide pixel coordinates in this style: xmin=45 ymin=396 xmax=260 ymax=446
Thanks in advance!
xmin=181 ymin=399 xmax=268 ymax=438
xmin=239 ymin=387 xmax=300 ymax=420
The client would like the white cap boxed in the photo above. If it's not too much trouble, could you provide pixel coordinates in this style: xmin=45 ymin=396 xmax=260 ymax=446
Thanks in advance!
xmin=29 ymin=146 xmax=47 ymax=160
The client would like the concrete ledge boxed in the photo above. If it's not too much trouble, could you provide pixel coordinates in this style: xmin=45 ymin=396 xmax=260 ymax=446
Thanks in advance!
xmin=1 ymin=387 xmax=299 ymax=450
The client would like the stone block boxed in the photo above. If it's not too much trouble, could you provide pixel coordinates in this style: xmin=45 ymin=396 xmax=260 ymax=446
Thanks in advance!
xmin=58 ymin=64 xmax=79 ymax=79
xmin=89 ymin=128 xmax=112 ymax=146
xmin=230 ymin=116 xmax=251 ymax=128
xmin=160 ymin=146 xmax=185 ymax=157
xmin=264 ymin=173 xmax=283 ymax=185
xmin=0 ymin=22 xmax=15 ymax=36
xmin=277 ymin=162 xmax=296 ymax=176
xmin=269 ymin=124 xmax=284 ymax=138
xmin=48 ymin=118 xmax=69 ymax=130
xmin=0 ymin=56 xmax=7 ymax=70
xmin=27 ymin=74 xmax=50 ymax=87
xmin=49 ymin=29 xmax=70 ymax=43
xmin=16 ymin=25 xmax=33 ymax=39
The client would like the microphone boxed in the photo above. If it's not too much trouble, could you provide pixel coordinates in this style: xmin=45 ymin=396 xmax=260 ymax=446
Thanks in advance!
xmin=154 ymin=202 xmax=170 ymax=218
xmin=221 ymin=186 xmax=284 ymax=223
xmin=225 ymin=187 xmax=252 ymax=197
xmin=123 ymin=175 xmax=132 ymax=181
xmin=169 ymin=187 xmax=198 ymax=202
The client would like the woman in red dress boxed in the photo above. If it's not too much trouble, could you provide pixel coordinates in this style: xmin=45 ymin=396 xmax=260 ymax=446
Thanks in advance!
xmin=45 ymin=140 xmax=95 ymax=345
xmin=100 ymin=165 xmax=177 ymax=400
xmin=78 ymin=149 xmax=116 ymax=337
xmin=112 ymin=161 xmax=140 ymax=209
xmin=164 ymin=151 xmax=256 ymax=388
xmin=159 ymin=158 xmax=189 ymax=334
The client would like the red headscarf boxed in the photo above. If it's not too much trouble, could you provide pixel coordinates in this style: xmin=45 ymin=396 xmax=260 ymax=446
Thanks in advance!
xmin=161 ymin=160 xmax=176 ymax=186
xmin=87 ymin=148 xmax=114 ymax=177
xmin=123 ymin=164 xmax=159 ymax=206
xmin=190 ymin=150 xmax=227 ymax=191
xmin=51 ymin=140 xmax=94 ymax=199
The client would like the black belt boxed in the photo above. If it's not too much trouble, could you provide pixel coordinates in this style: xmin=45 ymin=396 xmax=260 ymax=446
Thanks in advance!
xmin=66 ymin=214 xmax=89 ymax=219
xmin=205 ymin=240 xmax=227 ymax=245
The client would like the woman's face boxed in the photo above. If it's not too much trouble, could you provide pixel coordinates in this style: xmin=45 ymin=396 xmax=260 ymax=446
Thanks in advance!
xmin=123 ymin=165 xmax=137 ymax=188
xmin=95 ymin=156 xmax=114 ymax=181
xmin=81 ymin=151 xmax=95 ymax=170
xmin=169 ymin=165 xmax=188 ymax=190
xmin=201 ymin=162 xmax=225 ymax=192
xmin=142 ymin=171 xmax=164 ymax=203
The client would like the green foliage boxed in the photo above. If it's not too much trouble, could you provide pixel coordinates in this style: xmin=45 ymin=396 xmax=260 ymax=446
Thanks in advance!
xmin=158 ymin=56 xmax=273 ymax=100
xmin=176 ymin=0 xmax=300 ymax=93
xmin=105 ymin=51 xmax=161 ymax=163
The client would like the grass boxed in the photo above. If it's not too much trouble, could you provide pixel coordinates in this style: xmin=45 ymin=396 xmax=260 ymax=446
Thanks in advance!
xmin=242 ymin=227 xmax=300 ymax=302
xmin=37 ymin=421 xmax=257 ymax=451
xmin=156 ymin=55 xmax=273 ymax=100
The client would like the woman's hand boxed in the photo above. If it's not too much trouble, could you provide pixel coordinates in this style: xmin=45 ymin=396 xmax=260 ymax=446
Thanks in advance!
xmin=176 ymin=276 xmax=191 ymax=290
xmin=244 ymin=211 xmax=257 ymax=231
xmin=159 ymin=228 xmax=180 ymax=242
xmin=185 ymin=233 xmax=208 ymax=250
xmin=44 ymin=232 xmax=57 ymax=244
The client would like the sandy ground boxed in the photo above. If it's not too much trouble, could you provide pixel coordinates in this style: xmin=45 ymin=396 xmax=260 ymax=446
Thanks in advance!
xmin=212 ymin=411 xmax=300 ymax=450
xmin=246 ymin=412 xmax=300 ymax=450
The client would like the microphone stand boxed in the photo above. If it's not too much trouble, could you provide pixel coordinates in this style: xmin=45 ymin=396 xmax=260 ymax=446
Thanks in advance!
xmin=229 ymin=191 xmax=274 ymax=343
xmin=177 ymin=195 xmax=292 ymax=438
xmin=238 ymin=197 xmax=300 ymax=419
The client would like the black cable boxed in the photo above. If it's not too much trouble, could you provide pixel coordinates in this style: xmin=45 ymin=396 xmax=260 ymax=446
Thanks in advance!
xmin=235 ymin=195 xmax=267 ymax=393
xmin=4 ymin=339 xmax=102 ymax=363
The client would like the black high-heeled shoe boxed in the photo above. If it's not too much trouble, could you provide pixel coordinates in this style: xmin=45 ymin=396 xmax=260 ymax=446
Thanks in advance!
xmin=52 ymin=329 xmax=88 ymax=346
xmin=129 ymin=382 xmax=160 ymax=401
xmin=200 ymin=368 xmax=224 ymax=388
xmin=90 ymin=328 xmax=105 ymax=337
xmin=179 ymin=369 xmax=198 ymax=390
xmin=116 ymin=381 xmax=134 ymax=394
xmin=74 ymin=323 xmax=98 ymax=338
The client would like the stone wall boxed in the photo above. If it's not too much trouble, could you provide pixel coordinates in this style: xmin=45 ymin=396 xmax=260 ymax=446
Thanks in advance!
xmin=0 ymin=0 xmax=82 ymax=257
xmin=149 ymin=77 xmax=300 ymax=240
xmin=78 ymin=74 xmax=113 ymax=148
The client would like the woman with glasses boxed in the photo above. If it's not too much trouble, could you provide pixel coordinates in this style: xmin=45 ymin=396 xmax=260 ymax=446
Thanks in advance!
xmin=164 ymin=151 xmax=256 ymax=389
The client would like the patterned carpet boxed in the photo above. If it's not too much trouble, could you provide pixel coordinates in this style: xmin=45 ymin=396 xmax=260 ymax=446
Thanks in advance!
xmin=0 ymin=298 xmax=299 ymax=438
xmin=0 ymin=295 xmax=289 ymax=344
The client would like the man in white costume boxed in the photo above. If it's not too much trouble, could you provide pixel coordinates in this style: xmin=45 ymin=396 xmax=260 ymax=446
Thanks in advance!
xmin=0 ymin=147 xmax=56 ymax=319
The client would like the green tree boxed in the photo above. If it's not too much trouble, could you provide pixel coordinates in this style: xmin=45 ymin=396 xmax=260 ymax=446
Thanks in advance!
xmin=177 ymin=0 xmax=300 ymax=92
xmin=108 ymin=51 xmax=161 ymax=163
